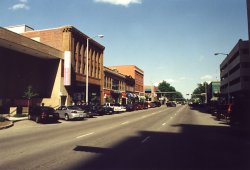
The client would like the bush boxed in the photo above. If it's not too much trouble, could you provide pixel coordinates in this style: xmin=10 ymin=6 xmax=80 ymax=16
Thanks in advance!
xmin=0 ymin=116 xmax=6 ymax=122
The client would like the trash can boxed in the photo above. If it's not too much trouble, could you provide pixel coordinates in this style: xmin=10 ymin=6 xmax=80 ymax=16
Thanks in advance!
xmin=16 ymin=106 xmax=23 ymax=115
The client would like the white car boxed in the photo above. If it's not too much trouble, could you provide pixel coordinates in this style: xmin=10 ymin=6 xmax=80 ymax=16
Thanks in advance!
xmin=104 ymin=103 xmax=126 ymax=112
xmin=56 ymin=105 xmax=87 ymax=120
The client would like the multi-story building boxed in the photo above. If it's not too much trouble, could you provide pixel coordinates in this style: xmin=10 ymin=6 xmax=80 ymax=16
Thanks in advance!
xmin=220 ymin=39 xmax=250 ymax=103
xmin=19 ymin=25 xmax=105 ymax=105
xmin=1 ymin=24 xmax=105 ymax=114
xmin=0 ymin=26 xmax=63 ymax=113
xmin=108 ymin=65 xmax=144 ymax=95
xmin=144 ymin=85 xmax=158 ymax=102
xmin=103 ymin=66 xmax=127 ymax=104
xmin=206 ymin=81 xmax=220 ymax=103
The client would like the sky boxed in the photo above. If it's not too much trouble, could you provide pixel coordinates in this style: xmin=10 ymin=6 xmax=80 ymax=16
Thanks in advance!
xmin=0 ymin=0 xmax=248 ymax=98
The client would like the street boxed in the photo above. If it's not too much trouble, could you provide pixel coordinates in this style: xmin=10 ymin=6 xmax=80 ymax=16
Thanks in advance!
xmin=0 ymin=105 xmax=250 ymax=170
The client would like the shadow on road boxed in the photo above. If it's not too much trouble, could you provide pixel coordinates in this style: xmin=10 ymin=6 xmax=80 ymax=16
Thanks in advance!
xmin=71 ymin=124 xmax=250 ymax=170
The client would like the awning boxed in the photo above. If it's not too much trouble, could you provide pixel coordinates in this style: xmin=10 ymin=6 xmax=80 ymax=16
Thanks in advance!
xmin=145 ymin=88 xmax=151 ymax=93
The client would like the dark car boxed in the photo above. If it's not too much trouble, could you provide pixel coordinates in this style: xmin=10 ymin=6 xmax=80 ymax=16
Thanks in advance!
xmin=96 ymin=105 xmax=114 ymax=115
xmin=78 ymin=104 xmax=97 ymax=117
xmin=124 ymin=104 xmax=136 ymax=112
xmin=166 ymin=101 xmax=176 ymax=107
xmin=28 ymin=106 xmax=59 ymax=123
xmin=152 ymin=101 xmax=161 ymax=107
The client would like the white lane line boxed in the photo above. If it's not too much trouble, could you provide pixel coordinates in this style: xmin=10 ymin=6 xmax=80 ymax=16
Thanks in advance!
xmin=141 ymin=136 xmax=150 ymax=143
xmin=162 ymin=123 xmax=166 ymax=126
xmin=170 ymin=117 xmax=173 ymax=119
xmin=141 ymin=115 xmax=147 ymax=118
xmin=121 ymin=121 xmax=129 ymax=125
xmin=76 ymin=132 xmax=95 ymax=139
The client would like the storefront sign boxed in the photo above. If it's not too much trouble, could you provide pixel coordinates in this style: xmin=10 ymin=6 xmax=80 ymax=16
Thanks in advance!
xmin=64 ymin=51 xmax=71 ymax=86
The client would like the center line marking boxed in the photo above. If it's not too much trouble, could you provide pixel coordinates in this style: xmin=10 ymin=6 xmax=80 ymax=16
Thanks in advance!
xmin=76 ymin=132 xmax=95 ymax=139
xmin=162 ymin=123 xmax=166 ymax=126
xmin=141 ymin=136 xmax=150 ymax=143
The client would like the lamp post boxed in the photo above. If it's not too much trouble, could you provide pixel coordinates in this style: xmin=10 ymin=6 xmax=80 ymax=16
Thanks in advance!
xmin=214 ymin=52 xmax=229 ymax=103
xmin=86 ymin=35 xmax=104 ymax=104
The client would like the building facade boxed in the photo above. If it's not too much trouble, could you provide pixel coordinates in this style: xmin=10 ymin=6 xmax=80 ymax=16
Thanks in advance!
xmin=206 ymin=81 xmax=220 ymax=103
xmin=108 ymin=65 xmax=144 ymax=95
xmin=0 ymin=25 xmax=105 ymax=114
xmin=220 ymin=39 xmax=250 ymax=103
xmin=103 ymin=66 xmax=127 ymax=104
xmin=20 ymin=25 xmax=105 ymax=105
xmin=0 ymin=26 xmax=63 ymax=113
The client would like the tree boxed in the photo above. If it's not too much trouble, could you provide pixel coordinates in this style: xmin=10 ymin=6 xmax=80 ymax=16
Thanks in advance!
xmin=191 ymin=82 xmax=208 ymax=103
xmin=23 ymin=85 xmax=38 ymax=112
xmin=158 ymin=80 xmax=183 ymax=101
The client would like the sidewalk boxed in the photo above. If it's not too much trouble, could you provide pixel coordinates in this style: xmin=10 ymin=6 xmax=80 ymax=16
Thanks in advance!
xmin=0 ymin=115 xmax=28 ymax=130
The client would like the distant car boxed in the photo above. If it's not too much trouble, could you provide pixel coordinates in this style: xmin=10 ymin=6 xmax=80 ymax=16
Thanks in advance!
xmin=148 ymin=102 xmax=156 ymax=108
xmin=28 ymin=106 xmax=59 ymax=123
xmin=166 ymin=101 xmax=176 ymax=107
xmin=124 ymin=104 xmax=136 ymax=112
xmin=152 ymin=101 xmax=161 ymax=107
xmin=56 ymin=105 xmax=87 ymax=120
xmin=96 ymin=105 xmax=114 ymax=115
xmin=78 ymin=104 xmax=97 ymax=118
xmin=104 ymin=103 xmax=126 ymax=112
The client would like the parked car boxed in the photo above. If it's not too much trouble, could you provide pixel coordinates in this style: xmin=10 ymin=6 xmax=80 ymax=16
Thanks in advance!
xmin=78 ymin=104 xmax=97 ymax=118
xmin=140 ymin=102 xmax=148 ymax=109
xmin=28 ymin=106 xmax=59 ymax=123
xmin=104 ymin=103 xmax=126 ymax=112
xmin=124 ymin=104 xmax=136 ymax=112
xmin=152 ymin=101 xmax=161 ymax=107
xmin=166 ymin=101 xmax=176 ymax=107
xmin=148 ymin=102 xmax=156 ymax=108
xmin=56 ymin=105 xmax=87 ymax=120
xmin=96 ymin=105 xmax=114 ymax=115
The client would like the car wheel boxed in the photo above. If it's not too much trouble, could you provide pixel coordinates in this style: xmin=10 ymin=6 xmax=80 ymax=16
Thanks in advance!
xmin=35 ymin=116 xmax=40 ymax=123
xmin=65 ymin=114 xmax=69 ymax=121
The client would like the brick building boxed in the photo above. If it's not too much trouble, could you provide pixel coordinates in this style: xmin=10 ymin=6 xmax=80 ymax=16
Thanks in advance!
xmin=20 ymin=25 xmax=105 ymax=105
xmin=108 ymin=65 xmax=144 ymax=96
xmin=1 ymin=25 xmax=105 ymax=114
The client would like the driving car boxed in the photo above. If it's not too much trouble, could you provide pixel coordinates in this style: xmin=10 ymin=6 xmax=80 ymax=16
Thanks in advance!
xmin=28 ymin=106 xmax=59 ymax=123
xmin=56 ymin=105 xmax=87 ymax=120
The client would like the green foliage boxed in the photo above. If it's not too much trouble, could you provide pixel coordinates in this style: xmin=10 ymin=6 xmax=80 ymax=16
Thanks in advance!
xmin=158 ymin=80 xmax=184 ymax=101
xmin=0 ymin=116 xmax=6 ymax=122
xmin=23 ymin=85 xmax=38 ymax=100
xmin=191 ymin=82 xmax=208 ymax=103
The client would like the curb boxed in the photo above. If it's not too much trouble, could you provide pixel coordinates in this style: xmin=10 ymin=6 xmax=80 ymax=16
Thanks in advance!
xmin=0 ymin=121 xmax=14 ymax=130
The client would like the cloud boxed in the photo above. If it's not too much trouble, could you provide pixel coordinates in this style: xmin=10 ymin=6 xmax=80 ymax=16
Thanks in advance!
xmin=200 ymin=74 xmax=213 ymax=83
xmin=9 ymin=0 xmax=30 ymax=11
xmin=94 ymin=0 xmax=142 ymax=7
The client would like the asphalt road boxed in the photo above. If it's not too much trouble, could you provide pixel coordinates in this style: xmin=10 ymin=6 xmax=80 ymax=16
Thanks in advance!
xmin=0 ymin=105 xmax=249 ymax=170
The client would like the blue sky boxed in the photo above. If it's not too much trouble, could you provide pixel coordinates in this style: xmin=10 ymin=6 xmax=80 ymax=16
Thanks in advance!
xmin=0 ymin=0 xmax=248 ymax=98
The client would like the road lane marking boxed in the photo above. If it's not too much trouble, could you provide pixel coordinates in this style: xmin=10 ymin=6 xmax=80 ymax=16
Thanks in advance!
xmin=162 ymin=123 xmax=166 ymax=126
xmin=170 ymin=117 xmax=173 ymax=119
xmin=121 ymin=121 xmax=129 ymax=125
xmin=76 ymin=132 xmax=95 ymax=139
xmin=141 ymin=136 xmax=150 ymax=143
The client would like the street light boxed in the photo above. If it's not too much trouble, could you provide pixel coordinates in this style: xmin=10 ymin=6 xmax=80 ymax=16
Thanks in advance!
xmin=214 ymin=53 xmax=229 ymax=56
xmin=86 ymin=34 xmax=104 ymax=104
